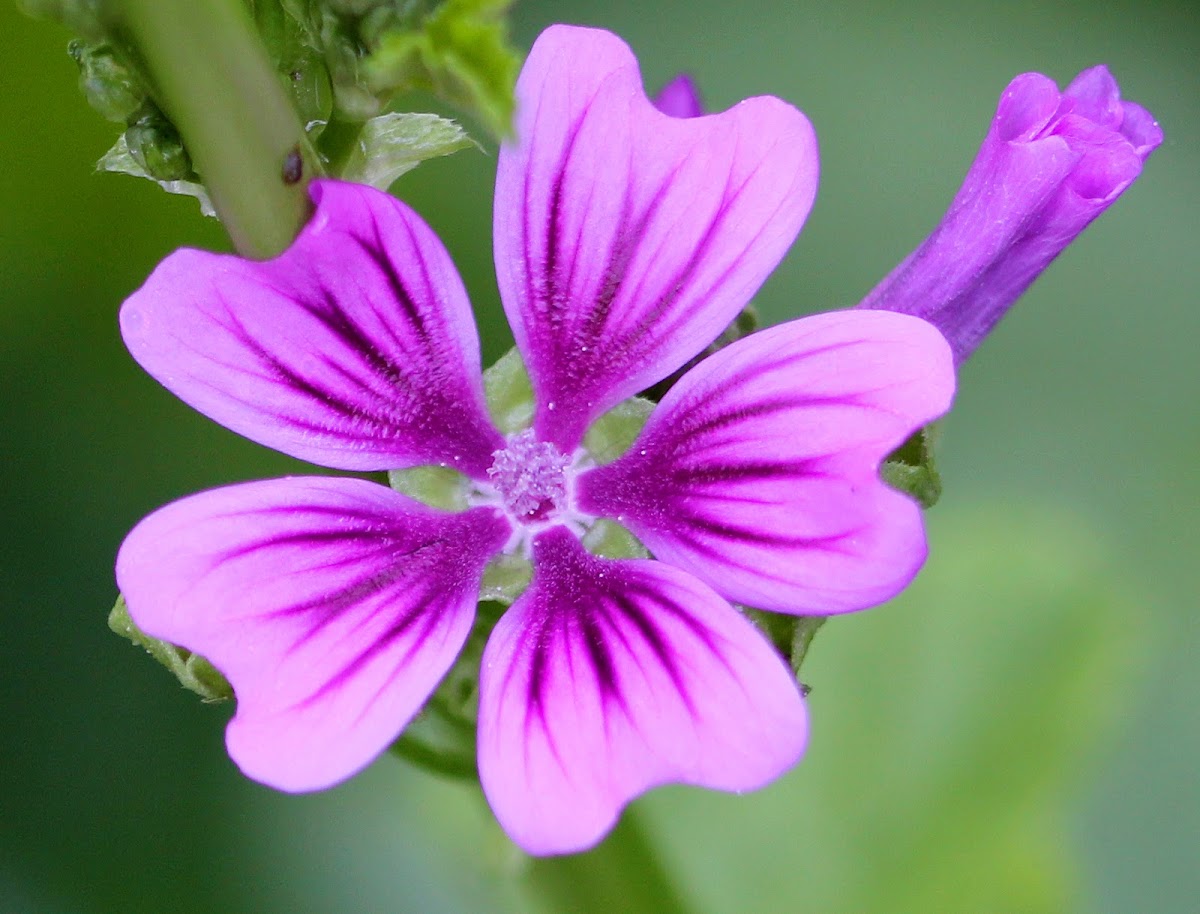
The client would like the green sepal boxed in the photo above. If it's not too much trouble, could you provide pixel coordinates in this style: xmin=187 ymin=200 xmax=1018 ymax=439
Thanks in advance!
xmin=582 ymin=519 xmax=649 ymax=561
xmin=744 ymin=608 xmax=827 ymax=691
xmin=108 ymin=594 xmax=232 ymax=702
xmin=388 ymin=463 xmax=469 ymax=510
xmin=881 ymin=424 xmax=942 ymax=509
xmin=483 ymin=346 xmax=533 ymax=434
xmin=479 ymin=553 xmax=532 ymax=604
xmin=390 ymin=599 xmax=507 ymax=780
xmin=363 ymin=0 xmax=519 ymax=138
xmin=583 ymin=397 xmax=655 ymax=466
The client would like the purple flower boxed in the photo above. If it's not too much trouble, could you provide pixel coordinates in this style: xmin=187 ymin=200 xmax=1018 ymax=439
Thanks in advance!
xmin=654 ymin=73 xmax=704 ymax=118
xmin=858 ymin=66 xmax=1162 ymax=364
xmin=116 ymin=25 xmax=954 ymax=855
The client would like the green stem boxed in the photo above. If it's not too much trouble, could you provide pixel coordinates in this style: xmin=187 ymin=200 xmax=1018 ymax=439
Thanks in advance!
xmin=110 ymin=0 xmax=314 ymax=257
xmin=521 ymin=806 xmax=694 ymax=914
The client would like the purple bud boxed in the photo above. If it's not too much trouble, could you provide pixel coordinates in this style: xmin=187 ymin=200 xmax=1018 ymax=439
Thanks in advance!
xmin=858 ymin=66 xmax=1162 ymax=365
xmin=654 ymin=73 xmax=704 ymax=118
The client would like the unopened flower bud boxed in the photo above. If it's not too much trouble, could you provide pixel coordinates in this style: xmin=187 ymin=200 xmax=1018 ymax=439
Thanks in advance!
xmin=125 ymin=107 xmax=193 ymax=182
xmin=858 ymin=66 xmax=1162 ymax=365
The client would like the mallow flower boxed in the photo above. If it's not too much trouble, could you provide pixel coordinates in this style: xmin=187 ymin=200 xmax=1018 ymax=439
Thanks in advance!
xmin=857 ymin=65 xmax=1162 ymax=364
xmin=115 ymin=25 xmax=955 ymax=855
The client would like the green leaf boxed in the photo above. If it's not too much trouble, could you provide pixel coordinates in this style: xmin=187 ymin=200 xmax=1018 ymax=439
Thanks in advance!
xmin=97 ymin=133 xmax=216 ymax=216
xmin=109 ymin=595 xmax=232 ymax=702
xmin=645 ymin=502 xmax=1145 ymax=914
xmin=339 ymin=111 xmax=475 ymax=190
xmin=363 ymin=0 xmax=519 ymax=138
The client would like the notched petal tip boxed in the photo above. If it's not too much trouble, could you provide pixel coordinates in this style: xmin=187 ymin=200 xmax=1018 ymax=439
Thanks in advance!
xmin=654 ymin=73 xmax=704 ymax=119
xmin=496 ymin=25 xmax=818 ymax=450
xmin=477 ymin=528 xmax=806 ymax=855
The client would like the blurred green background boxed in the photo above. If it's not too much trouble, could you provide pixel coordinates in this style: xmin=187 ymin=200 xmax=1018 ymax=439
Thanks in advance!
xmin=3 ymin=1 xmax=1197 ymax=911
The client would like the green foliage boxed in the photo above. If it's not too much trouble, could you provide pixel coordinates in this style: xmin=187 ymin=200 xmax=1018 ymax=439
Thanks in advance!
xmin=340 ymin=111 xmax=475 ymax=189
xmin=364 ymin=0 xmax=519 ymax=138
xmin=108 ymin=595 xmax=233 ymax=702
xmin=23 ymin=0 xmax=518 ymax=223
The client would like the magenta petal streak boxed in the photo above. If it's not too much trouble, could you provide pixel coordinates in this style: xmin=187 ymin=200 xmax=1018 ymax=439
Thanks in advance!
xmin=578 ymin=311 xmax=955 ymax=614
xmin=478 ymin=527 xmax=807 ymax=855
xmin=120 ymin=181 xmax=504 ymax=476
xmin=117 ymin=478 xmax=510 ymax=791
xmin=494 ymin=25 xmax=818 ymax=450
xmin=858 ymin=65 xmax=1162 ymax=364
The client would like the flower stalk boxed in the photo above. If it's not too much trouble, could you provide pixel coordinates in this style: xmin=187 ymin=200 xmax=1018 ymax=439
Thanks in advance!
xmin=522 ymin=808 xmax=693 ymax=914
xmin=111 ymin=0 xmax=315 ymax=257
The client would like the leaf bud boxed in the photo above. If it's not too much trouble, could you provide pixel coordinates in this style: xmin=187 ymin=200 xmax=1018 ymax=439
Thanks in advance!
xmin=125 ymin=106 xmax=194 ymax=182
xmin=69 ymin=41 xmax=144 ymax=123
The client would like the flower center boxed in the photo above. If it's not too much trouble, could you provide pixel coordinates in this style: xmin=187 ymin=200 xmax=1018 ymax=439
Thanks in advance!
xmin=486 ymin=429 xmax=572 ymax=524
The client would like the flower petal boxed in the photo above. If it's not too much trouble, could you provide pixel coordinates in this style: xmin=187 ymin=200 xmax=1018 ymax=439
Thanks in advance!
xmin=494 ymin=25 xmax=818 ymax=449
xmin=578 ymin=311 xmax=955 ymax=615
xmin=478 ymin=527 xmax=806 ymax=855
xmin=116 ymin=478 xmax=511 ymax=791
xmin=120 ymin=180 xmax=504 ymax=476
